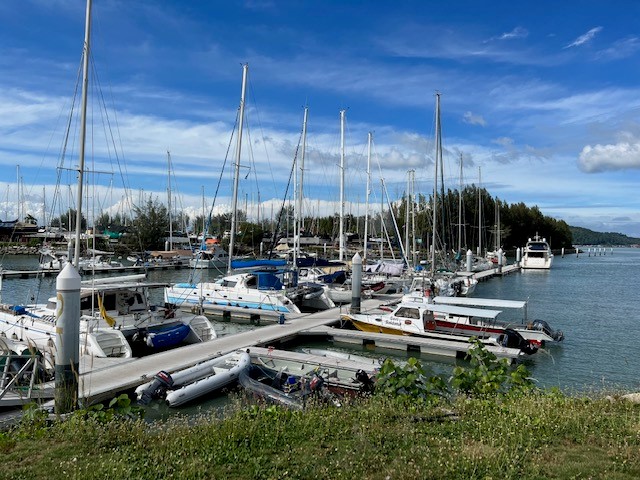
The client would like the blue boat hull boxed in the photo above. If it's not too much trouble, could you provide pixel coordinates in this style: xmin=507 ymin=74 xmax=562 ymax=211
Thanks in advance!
xmin=146 ymin=323 xmax=191 ymax=349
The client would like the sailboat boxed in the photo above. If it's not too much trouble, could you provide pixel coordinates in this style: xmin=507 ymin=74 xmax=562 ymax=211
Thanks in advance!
xmin=405 ymin=93 xmax=476 ymax=298
xmin=164 ymin=64 xmax=304 ymax=319
xmin=0 ymin=0 xmax=217 ymax=361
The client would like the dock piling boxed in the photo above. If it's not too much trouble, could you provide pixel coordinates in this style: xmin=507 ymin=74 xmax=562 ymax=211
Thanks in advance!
xmin=54 ymin=263 xmax=81 ymax=414
xmin=350 ymin=252 xmax=362 ymax=314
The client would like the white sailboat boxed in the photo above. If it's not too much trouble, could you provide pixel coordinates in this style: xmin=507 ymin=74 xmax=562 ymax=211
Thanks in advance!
xmin=164 ymin=64 xmax=304 ymax=319
xmin=0 ymin=0 xmax=217 ymax=361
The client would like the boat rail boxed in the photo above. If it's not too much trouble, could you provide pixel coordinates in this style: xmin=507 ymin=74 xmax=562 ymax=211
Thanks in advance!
xmin=0 ymin=352 xmax=47 ymax=402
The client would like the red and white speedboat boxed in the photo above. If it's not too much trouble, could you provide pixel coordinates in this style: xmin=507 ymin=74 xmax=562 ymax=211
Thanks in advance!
xmin=343 ymin=294 xmax=561 ymax=355
xmin=430 ymin=295 xmax=564 ymax=346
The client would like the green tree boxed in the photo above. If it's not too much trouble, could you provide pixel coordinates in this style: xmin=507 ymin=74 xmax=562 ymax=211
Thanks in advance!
xmin=50 ymin=209 xmax=86 ymax=231
xmin=127 ymin=197 xmax=169 ymax=251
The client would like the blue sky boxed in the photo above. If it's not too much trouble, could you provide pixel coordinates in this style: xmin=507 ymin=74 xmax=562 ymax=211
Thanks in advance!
xmin=2 ymin=0 xmax=640 ymax=238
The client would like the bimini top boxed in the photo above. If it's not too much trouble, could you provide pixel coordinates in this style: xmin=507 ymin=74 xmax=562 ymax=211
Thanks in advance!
xmin=399 ymin=300 xmax=502 ymax=320
xmin=432 ymin=296 xmax=526 ymax=310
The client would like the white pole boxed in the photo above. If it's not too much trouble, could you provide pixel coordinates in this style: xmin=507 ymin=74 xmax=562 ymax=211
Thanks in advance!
xmin=350 ymin=252 xmax=362 ymax=313
xmin=73 ymin=0 xmax=92 ymax=268
xmin=339 ymin=109 xmax=346 ymax=261
xmin=228 ymin=64 xmax=248 ymax=273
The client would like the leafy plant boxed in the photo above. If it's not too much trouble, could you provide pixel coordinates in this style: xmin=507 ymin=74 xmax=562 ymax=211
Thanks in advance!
xmin=73 ymin=394 xmax=144 ymax=423
xmin=17 ymin=402 xmax=50 ymax=438
xmin=375 ymin=357 xmax=449 ymax=402
xmin=450 ymin=339 xmax=535 ymax=396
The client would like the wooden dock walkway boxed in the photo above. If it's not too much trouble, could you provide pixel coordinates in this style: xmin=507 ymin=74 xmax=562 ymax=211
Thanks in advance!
xmin=75 ymin=297 xmax=391 ymax=404
xmin=299 ymin=325 xmax=522 ymax=362
xmin=0 ymin=263 xmax=189 ymax=279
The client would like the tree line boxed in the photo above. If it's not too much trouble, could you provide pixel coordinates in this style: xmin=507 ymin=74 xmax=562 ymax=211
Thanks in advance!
xmin=49 ymin=187 xmax=573 ymax=254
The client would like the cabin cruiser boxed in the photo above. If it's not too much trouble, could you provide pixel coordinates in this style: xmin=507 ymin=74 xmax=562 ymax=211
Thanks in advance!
xmin=521 ymin=234 xmax=554 ymax=269
xmin=189 ymin=245 xmax=229 ymax=270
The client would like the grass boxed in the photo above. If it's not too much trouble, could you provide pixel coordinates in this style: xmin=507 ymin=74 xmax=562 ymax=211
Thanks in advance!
xmin=1 ymin=390 xmax=639 ymax=479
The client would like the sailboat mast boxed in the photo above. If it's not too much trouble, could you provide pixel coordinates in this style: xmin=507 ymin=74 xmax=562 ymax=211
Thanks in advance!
xmin=228 ymin=63 xmax=248 ymax=273
xmin=167 ymin=151 xmax=173 ymax=251
xmin=379 ymin=179 xmax=384 ymax=258
xmin=430 ymin=93 xmax=441 ymax=276
xmin=478 ymin=166 xmax=482 ymax=257
xmin=410 ymin=169 xmax=417 ymax=267
xmin=339 ymin=109 xmax=346 ymax=262
xmin=294 ymin=106 xmax=309 ymax=266
xmin=201 ymin=185 xmax=206 ymax=243
xmin=73 ymin=0 xmax=92 ymax=268
xmin=458 ymin=153 xmax=463 ymax=254
xmin=404 ymin=170 xmax=410 ymax=268
xmin=363 ymin=132 xmax=371 ymax=262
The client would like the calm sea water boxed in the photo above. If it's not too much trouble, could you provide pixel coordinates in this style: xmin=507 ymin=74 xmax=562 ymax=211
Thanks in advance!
xmin=1 ymin=249 xmax=638 ymax=396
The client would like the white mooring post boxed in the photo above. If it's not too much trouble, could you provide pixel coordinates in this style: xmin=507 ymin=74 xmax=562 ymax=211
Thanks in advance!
xmin=497 ymin=248 xmax=503 ymax=273
xmin=350 ymin=252 xmax=362 ymax=314
xmin=55 ymin=263 xmax=81 ymax=414
xmin=466 ymin=249 xmax=473 ymax=273
xmin=516 ymin=247 xmax=521 ymax=265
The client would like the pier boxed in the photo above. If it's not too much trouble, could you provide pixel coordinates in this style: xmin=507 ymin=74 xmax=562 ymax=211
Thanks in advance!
xmin=0 ymin=263 xmax=189 ymax=279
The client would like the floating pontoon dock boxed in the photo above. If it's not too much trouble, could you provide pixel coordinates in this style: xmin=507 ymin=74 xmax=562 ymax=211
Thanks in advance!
xmin=299 ymin=325 xmax=523 ymax=362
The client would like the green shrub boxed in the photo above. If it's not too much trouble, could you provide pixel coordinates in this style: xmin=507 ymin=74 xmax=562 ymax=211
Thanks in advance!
xmin=375 ymin=357 xmax=449 ymax=403
xmin=450 ymin=338 xmax=535 ymax=396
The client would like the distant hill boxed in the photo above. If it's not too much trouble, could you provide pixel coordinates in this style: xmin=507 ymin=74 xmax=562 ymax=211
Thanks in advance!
xmin=569 ymin=226 xmax=640 ymax=246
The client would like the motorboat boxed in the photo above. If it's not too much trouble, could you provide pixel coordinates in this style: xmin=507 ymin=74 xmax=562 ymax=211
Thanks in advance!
xmin=166 ymin=266 xmax=335 ymax=316
xmin=38 ymin=246 xmax=68 ymax=271
xmin=165 ymin=268 xmax=303 ymax=317
xmin=189 ymin=245 xmax=228 ymax=270
xmin=246 ymin=346 xmax=377 ymax=396
xmin=136 ymin=349 xmax=251 ymax=407
xmin=521 ymin=234 xmax=554 ymax=269
xmin=343 ymin=296 xmax=540 ymax=355
xmin=431 ymin=296 xmax=564 ymax=345
xmin=77 ymin=254 xmax=124 ymax=273
xmin=406 ymin=274 xmax=477 ymax=298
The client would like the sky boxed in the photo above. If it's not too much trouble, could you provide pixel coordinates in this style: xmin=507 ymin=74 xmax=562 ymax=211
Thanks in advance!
xmin=1 ymin=0 xmax=640 ymax=238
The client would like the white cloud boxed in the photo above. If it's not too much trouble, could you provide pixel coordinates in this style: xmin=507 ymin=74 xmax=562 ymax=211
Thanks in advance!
xmin=463 ymin=111 xmax=486 ymax=126
xmin=578 ymin=142 xmax=640 ymax=172
xmin=595 ymin=36 xmax=640 ymax=60
xmin=492 ymin=137 xmax=514 ymax=147
xmin=564 ymin=27 xmax=603 ymax=49
xmin=498 ymin=27 xmax=528 ymax=41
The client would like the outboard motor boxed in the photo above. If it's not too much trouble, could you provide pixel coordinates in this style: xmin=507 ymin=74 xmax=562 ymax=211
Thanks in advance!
xmin=309 ymin=374 xmax=325 ymax=393
xmin=131 ymin=328 xmax=149 ymax=344
xmin=137 ymin=370 xmax=174 ymax=405
xmin=355 ymin=369 xmax=375 ymax=394
xmin=532 ymin=319 xmax=564 ymax=342
xmin=501 ymin=328 xmax=539 ymax=355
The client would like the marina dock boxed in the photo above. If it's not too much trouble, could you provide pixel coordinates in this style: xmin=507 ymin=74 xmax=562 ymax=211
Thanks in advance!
xmin=300 ymin=325 xmax=523 ymax=362
xmin=1 ymin=263 xmax=523 ymax=407
xmin=35 ymin=298 xmax=384 ymax=404
xmin=0 ymin=263 xmax=189 ymax=279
